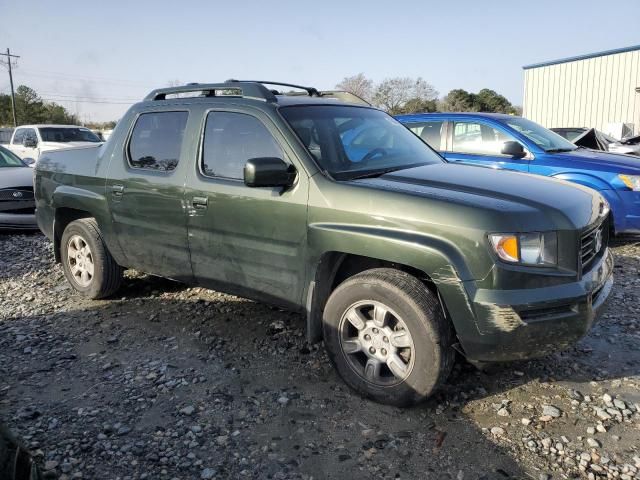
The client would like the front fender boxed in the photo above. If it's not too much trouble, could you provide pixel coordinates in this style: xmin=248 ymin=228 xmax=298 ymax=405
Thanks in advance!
xmin=306 ymin=222 xmax=481 ymax=342
xmin=550 ymin=172 xmax=611 ymax=191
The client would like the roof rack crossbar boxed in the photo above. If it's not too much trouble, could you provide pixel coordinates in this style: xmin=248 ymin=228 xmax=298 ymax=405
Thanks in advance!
xmin=225 ymin=79 xmax=321 ymax=97
xmin=144 ymin=82 xmax=277 ymax=102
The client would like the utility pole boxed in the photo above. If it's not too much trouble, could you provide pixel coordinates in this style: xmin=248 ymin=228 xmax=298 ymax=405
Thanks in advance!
xmin=0 ymin=48 xmax=20 ymax=127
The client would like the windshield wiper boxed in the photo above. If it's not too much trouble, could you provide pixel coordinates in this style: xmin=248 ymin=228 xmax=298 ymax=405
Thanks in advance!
xmin=349 ymin=165 xmax=416 ymax=180
xmin=545 ymin=148 xmax=576 ymax=153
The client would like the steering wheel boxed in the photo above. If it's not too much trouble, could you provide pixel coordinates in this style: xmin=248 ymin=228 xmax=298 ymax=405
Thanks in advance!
xmin=360 ymin=147 xmax=388 ymax=163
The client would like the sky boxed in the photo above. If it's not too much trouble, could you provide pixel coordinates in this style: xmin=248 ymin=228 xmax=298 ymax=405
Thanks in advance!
xmin=1 ymin=0 xmax=639 ymax=123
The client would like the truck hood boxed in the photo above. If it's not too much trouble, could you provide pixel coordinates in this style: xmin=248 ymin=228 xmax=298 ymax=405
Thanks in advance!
xmin=0 ymin=166 xmax=34 ymax=189
xmin=351 ymin=163 xmax=603 ymax=231
xmin=550 ymin=148 xmax=640 ymax=171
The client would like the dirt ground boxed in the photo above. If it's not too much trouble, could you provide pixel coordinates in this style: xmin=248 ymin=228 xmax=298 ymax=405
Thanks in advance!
xmin=1 ymin=232 xmax=639 ymax=480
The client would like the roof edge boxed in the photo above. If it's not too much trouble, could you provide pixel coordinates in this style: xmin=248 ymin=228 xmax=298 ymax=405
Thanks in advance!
xmin=523 ymin=44 xmax=640 ymax=70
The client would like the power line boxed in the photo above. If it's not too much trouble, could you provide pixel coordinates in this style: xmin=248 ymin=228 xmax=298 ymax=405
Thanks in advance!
xmin=16 ymin=67 xmax=155 ymax=88
xmin=37 ymin=91 xmax=140 ymax=101
xmin=40 ymin=96 xmax=134 ymax=105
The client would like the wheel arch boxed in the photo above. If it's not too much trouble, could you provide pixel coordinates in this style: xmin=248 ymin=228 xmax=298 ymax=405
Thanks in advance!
xmin=53 ymin=207 xmax=94 ymax=262
xmin=305 ymin=250 xmax=461 ymax=344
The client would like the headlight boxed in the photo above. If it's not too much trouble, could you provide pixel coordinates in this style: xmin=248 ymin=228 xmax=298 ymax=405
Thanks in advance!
xmin=619 ymin=174 xmax=640 ymax=191
xmin=489 ymin=232 xmax=558 ymax=266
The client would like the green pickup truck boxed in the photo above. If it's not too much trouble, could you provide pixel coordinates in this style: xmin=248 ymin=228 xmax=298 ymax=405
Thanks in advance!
xmin=34 ymin=81 xmax=613 ymax=406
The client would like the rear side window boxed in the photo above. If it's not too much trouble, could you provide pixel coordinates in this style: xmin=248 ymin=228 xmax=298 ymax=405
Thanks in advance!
xmin=407 ymin=121 xmax=444 ymax=150
xmin=128 ymin=111 xmax=189 ymax=171
xmin=201 ymin=112 xmax=283 ymax=179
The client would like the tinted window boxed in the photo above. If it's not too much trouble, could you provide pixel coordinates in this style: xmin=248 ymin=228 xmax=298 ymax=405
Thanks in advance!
xmin=280 ymin=106 xmax=443 ymax=181
xmin=12 ymin=129 xmax=26 ymax=145
xmin=128 ymin=111 xmax=189 ymax=171
xmin=0 ymin=146 xmax=26 ymax=167
xmin=451 ymin=121 xmax=514 ymax=155
xmin=407 ymin=121 xmax=444 ymax=150
xmin=40 ymin=127 xmax=101 ymax=143
xmin=201 ymin=112 xmax=283 ymax=179
xmin=24 ymin=129 xmax=37 ymax=143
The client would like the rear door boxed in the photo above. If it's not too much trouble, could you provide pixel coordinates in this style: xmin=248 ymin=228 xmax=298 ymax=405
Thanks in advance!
xmin=185 ymin=107 xmax=309 ymax=308
xmin=442 ymin=119 xmax=530 ymax=172
xmin=106 ymin=109 xmax=193 ymax=282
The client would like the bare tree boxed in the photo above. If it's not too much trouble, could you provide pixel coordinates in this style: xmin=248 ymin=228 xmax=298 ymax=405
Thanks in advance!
xmin=335 ymin=73 xmax=373 ymax=102
xmin=372 ymin=77 xmax=438 ymax=114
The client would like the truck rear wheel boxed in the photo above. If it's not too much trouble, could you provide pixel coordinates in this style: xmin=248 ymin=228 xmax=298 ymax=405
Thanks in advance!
xmin=322 ymin=268 xmax=454 ymax=407
xmin=60 ymin=218 xmax=123 ymax=299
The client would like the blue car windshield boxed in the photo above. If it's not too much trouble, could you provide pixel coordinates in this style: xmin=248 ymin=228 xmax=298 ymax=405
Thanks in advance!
xmin=280 ymin=105 xmax=444 ymax=180
xmin=504 ymin=117 xmax=577 ymax=152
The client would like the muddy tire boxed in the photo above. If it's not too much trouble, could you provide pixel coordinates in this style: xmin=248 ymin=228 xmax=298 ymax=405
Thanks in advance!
xmin=323 ymin=268 xmax=455 ymax=407
xmin=60 ymin=218 xmax=123 ymax=299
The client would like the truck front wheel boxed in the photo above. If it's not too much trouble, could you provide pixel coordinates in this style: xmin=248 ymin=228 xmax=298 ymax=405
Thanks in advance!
xmin=60 ymin=218 xmax=123 ymax=299
xmin=322 ymin=268 xmax=454 ymax=407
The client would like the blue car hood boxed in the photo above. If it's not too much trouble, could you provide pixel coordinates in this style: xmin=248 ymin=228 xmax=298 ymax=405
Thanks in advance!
xmin=550 ymin=148 xmax=640 ymax=172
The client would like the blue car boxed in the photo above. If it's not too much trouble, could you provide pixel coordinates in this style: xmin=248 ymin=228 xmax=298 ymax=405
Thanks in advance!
xmin=395 ymin=113 xmax=640 ymax=234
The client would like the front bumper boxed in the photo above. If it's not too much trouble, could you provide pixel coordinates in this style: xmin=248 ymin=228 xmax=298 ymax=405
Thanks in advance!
xmin=454 ymin=249 xmax=614 ymax=362
xmin=607 ymin=189 xmax=640 ymax=234
xmin=0 ymin=212 xmax=38 ymax=229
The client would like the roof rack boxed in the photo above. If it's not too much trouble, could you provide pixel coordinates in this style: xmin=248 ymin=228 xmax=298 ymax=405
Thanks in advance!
xmin=143 ymin=80 xmax=371 ymax=106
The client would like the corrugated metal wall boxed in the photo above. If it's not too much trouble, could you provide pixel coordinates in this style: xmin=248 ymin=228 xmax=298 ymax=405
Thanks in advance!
xmin=523 ymin=49 xmax=640 ymax=135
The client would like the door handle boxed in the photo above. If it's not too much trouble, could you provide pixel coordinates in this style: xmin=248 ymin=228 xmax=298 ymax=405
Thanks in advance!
xmin=111 ymin=184 xmax=124 ymax=196
xmin=192 ymin=196 xmax=208 ymax=209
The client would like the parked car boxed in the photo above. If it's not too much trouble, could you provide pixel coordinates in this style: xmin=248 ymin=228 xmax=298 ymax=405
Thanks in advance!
xmin=397 ymin=113 xmax=640 ymax=235
xmin=35 ymin=81 xmax=612 ymax=406
xmin=552 ymin=127 xmax=640 ymax=156
xmin=0 ymin=127 xmax=14 ymax=145
xmin=6 ymin=124 xmax=103 ymax=163
xmin=0 ymin=145 xmax=37 ymax=229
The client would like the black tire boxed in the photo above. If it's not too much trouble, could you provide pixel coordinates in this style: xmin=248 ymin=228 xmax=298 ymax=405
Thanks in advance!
xmin=322 ymin=268 xmax=455 ymax=407
xmin=60 ymin=218 xmax=123 ymax=299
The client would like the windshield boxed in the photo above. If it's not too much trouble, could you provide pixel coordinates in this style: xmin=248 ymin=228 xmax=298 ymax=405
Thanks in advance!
xmin=0 ymin=146 xmax=26 ymax=167
xmin=39 ymin=127 xmax=102 ymax=143
xmin=280 ymin=105 xmax=443 ymax=180
xmin=504 ymin=117 xmax=577 ymax=152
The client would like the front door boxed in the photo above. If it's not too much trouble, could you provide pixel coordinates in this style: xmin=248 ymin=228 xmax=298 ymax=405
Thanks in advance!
xmin=106 ymin=109 xmax=193 ymax=282
xmin=10 ymin=128 xmax=38 ymax=160
xmin=443 ymin=120 xmax=530 ymax=173
xmin=185 ymin=108 xmax=309 ymax=308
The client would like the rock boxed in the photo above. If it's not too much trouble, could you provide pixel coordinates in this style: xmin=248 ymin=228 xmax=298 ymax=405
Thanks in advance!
xmin=201 ymin=468 xmax=216 ymax=479
xmin=180 ymin=406 xmax=196 ymax=416
xmin=542 ymin=405 xmax=561 ymax=418
xmin=490 ymin=427 xmax=505 ymax=436
xmin=594 ymin=407 xmax=612 ymax=421
xmin=602 ymin=393 xmax=613 ymax=403
xmin=44 ymin=460 xmax=59 ymax=471
xmin=586 ymin=438 xmax=600 ymax=448
xmin=277 ymin=395 xmax=290 ymax=406
xmin=497 ymin=407 xmax=510 ymax=417
xmin=587 ymin=427 xmax=596 ymax=435
xmin=521 ymin=418 xmax=532 ymax=426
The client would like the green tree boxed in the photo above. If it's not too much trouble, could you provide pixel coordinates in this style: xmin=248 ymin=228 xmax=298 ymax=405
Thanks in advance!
xmin=0 ymin=85 xmax=79 ymax=126
xmin=440 ymin=88 xmax=518 ymax=114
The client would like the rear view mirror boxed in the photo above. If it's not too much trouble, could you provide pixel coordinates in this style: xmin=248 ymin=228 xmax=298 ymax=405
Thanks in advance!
xmin=244 ymin=157 xmax=296 ymax=188
xmin=22 ymin=157 xmax=36 ymax=166
xmin=501 ymin=141 xmax=526 ymax=159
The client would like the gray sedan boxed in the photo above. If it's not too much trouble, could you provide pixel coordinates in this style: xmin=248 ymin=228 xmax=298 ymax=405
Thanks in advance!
xmin=0 ymin=146 xmax=37 ymax=229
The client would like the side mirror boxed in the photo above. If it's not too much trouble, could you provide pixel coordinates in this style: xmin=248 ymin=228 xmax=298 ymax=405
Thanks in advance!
xmin=23 ymin=137 xmax=38 ymax=148
xmin=22 ymin=157 xmax=36 ymax=166
xmin=244 ymin=157 xmax=296 ymax=188
xmin=501 ymin=141 xmax=526 ymax=159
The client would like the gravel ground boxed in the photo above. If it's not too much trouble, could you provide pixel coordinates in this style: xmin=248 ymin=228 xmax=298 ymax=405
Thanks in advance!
xmin=1 ymin=232 xmax=639 ymax=480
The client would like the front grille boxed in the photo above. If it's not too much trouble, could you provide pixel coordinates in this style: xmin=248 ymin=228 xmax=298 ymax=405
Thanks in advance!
xmin=1 ymin=207 xmax=35 ymax=215
xmin=580 ymin=220 xmax=608 ymax=273
xmin=0 ymin=187 xmax=34 ymax=201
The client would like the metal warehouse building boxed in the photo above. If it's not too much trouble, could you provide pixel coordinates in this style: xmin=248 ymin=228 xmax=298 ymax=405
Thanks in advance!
xmin=523 ymin=45 xmax=640 ymax=137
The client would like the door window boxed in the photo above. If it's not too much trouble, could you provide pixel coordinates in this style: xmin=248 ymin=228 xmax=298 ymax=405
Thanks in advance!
xmin=406 ymin=121 xmax=444 ymax=150
xmin=24 ymin=129 xmax=37 ymax=144
xmin=127 ymin=111 xmax=189 ymax=171
xmin=451 ymin=121 xmax=514 ymax=155
xmin=201 ymin=112 xmax=283 ymax=179
xmin=12 ymin=129 xmax=26 ymax=145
